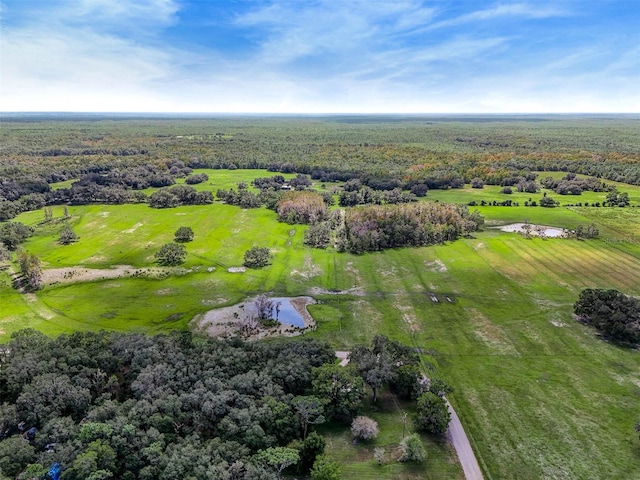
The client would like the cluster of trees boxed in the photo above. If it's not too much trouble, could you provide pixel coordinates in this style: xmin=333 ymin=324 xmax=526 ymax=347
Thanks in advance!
xmin=0 ymin=330 xmax=343 ymax=479
xmin=338 ymin=186 xmax=416 ymax=207
xmin=16 ymin=250 xmax=42 ymax=291
xmin=148 ymin=186 xmax=213 ymax=208
xmin=540 ymin=173 xmax=611 ymax=195
xmin=0 ymin=222 xmax=34 ymax=251
xmin=316 ymin=203 xmax=484 ymax=254
xmin=574 ymin=289 xmax=640 ymax=344
xmin=604 ymin=190 xmax=630 ymax=207
xmin=277 ymin=191 xmax=328 ymax=224
xmin=216 ymin=188 xmax=263 ymax=209
xmin=348 ymin=336 xmax=452 ymax=436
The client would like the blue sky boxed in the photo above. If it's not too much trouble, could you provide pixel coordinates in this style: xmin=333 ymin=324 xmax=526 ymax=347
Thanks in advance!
xmin=1 ymin=0 xmax=638 ymax=113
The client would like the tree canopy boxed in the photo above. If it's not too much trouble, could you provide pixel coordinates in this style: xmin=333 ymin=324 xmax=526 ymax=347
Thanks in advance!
xmin=0 ymin=330 xmax=337 ymax=479
xmin=574 ymin=288 xmax=640 ymax=344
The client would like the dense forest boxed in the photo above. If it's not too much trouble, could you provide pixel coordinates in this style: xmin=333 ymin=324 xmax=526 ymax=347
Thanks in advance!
xmin=1 ymin=116 xmax=639 ymax=221
xmin=0 ymin=331 xmax=447 ymax=480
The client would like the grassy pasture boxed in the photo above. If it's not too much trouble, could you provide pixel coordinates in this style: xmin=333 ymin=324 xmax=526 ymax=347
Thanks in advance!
xmin=2 ymin=179 xmax=640 ymax=478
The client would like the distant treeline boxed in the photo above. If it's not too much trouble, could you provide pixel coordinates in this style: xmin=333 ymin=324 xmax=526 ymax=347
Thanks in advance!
xmin=2 ymin=118 xmax=639 ymax=220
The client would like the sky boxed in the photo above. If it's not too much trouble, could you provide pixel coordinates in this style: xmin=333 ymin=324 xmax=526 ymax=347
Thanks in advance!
xmin=1 ymin=0 xmax=638 ymax=113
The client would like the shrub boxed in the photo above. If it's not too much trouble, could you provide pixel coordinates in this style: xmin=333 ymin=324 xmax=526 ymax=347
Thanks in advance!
xmin=174 ymin=226 xmax=194 ymax=243
xmin=310 ymin=456 xmax=342 ymax=480
xmin=59 ymin=225 xmax=78 ymax=245
xmin=155 ymin=243 xmax=186 ymax=266
xmin=350 ymin=416 xmax=379 ymax=440
xmin=185 ymin=173 xmax=209 ymax=184
xmin=243 ymin=247 xmax=271 ymax=268
xmin=398 ymin=434 xmax=427 ymax=463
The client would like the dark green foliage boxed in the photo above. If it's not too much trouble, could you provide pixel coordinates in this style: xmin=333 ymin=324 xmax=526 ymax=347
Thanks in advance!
xmin=574 ymin=289 xmax=640 ymax=343
xmin=0 ymin=435 xmax=36 ymax=477
xmin=0 ymin=331 xmax=336 ymax=480
xmin=605 ymin=189 xmax=630 ymax=207
xmin=311 ymin=364 xmax=366 ymax=422
xmin=0 ymin=222 xmax=34 ymax=251
xmin=58 ymin=225 xmax=78 ymax=244
xmin=243 ymin=247 xmax=271 ymax=268
xmin=289 ymin=431 xmax=326 ymax=474
xmin=148 ymin=189 xmax=179 ymax=208
xmin=0 ymin=244 xmax=10 ymax=262
xmin=154 ymin=243 xmax=186 ymax=266
xmin=349 ymin=335 xmax=420 ymax=402
xmin=174 ymin=226 xmax=194 ymax=243
xmin=539 ymin=195 xmax=558 ymax=207
xmin=414 ymin=392 xmax=451 ymax=434
xmin=185 ymin=173 xmax=209 ymax=184
xmin=573 ymin=224 xmax=599 ymax=239
xmin=470 ymin=178 xmax=484 ymax=188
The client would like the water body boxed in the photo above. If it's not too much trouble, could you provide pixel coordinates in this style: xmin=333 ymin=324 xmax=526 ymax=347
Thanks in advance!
xmin=256 ymin=297 xmax=305 ymax=327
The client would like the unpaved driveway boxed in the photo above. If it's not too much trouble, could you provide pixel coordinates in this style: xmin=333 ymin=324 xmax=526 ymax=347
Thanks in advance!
xmin=446 ymin=398 xmax=484 ymax=480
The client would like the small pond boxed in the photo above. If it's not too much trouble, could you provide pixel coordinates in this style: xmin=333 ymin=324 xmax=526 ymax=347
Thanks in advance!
xmin=259 ymin=297 xmax=305 ymax=327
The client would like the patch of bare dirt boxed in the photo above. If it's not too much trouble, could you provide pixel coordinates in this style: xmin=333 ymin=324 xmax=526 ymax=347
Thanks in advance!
xmin=290 ymin=256 xmax=322 ymax=279
xmin=41 ymin=266 xmax=172 ymax=285
xmin=424 ymin=259 xmax=447 ymax=272
xmin=308 ymin=286 xmax=365 ymax=296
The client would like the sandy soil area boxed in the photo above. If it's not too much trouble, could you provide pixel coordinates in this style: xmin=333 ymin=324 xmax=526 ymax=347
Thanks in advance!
xmin=41 ymin=265 xmax=172 ymax=285
xmin=496 ymin=223 xmax=566 ymax=238
xmin=193 ymin=296 xmax=316 ymax=340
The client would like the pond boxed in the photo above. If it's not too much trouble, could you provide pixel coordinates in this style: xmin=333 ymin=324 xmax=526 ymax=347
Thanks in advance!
xmin=194 ymin=296 xmax=316 ymax=340
xmin=252 ymin=297 xmax=306 ymax=327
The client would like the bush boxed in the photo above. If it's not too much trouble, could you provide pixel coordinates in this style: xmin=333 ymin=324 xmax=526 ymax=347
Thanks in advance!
xmin=174 ymin=226 xmax=194 ymax=243
xmin=398 ymin=434 xmax=427 ymax=463
xmin=350 ymin=416 xmax=379 ymax=440
xmin=414 ymin=392 xmax=451 ymax=434
xmin=243 ymin=247 xmax=271 ymax=268
xmin=310 ymin=456 xmax=342 ymax=480
xmin=539 ymin=195 xmax=558 ymax=208
xmin=59 ymin=225 xmax=78 ymax=244
xmin=185 ymin=173 xmax=209 ymax=184
xmin=155 ymin=243 xmax=186 ymax=266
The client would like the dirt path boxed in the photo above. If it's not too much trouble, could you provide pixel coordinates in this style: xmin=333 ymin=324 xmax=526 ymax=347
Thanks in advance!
xmin=445 ymin=398 xmax=484 ymax=480
xmin=334 ymin=351 xmax=484 ymax=480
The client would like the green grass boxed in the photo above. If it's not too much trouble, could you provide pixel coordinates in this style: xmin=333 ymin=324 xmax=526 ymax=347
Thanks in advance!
xmin=3 ymin=178 xmax=640 ymax=478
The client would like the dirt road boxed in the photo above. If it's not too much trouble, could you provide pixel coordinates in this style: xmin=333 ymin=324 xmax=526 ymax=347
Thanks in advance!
xmin=446 ymin=398 xmax=484 ymax=480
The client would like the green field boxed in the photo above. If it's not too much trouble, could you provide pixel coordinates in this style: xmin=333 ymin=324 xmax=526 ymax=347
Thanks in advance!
xmin=2 ymin=170 xmax=640 ymax=479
